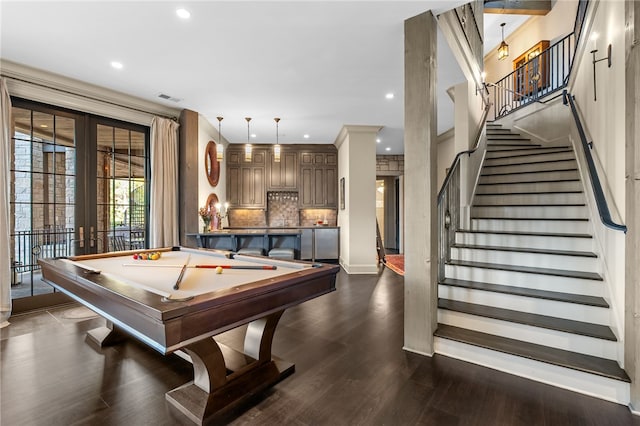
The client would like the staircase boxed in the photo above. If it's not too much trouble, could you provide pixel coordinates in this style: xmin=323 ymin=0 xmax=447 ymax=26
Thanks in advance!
xmin=435 ymin=123 xmax=630 ymax=403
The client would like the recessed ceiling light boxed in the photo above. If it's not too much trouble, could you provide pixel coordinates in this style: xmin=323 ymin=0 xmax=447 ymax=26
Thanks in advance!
xmin=110 ymin=61 xmax=123 ymax=70
xmin=385 ymin=147 xmax=391 ymax=151
xmin=40 ymin=124 xmax=48 ymax=128
xmin=251 ymin=133 xmax=257 ymax=138
xmin=176 ymin=8 xmax=191 ymax=19
xmin=303 ymin=134 xmax=310 ymax=139
xmin=376 ymin=138 xmax=381 ymax=143
xmin=385 ymin=93 xmax=394 ymax=100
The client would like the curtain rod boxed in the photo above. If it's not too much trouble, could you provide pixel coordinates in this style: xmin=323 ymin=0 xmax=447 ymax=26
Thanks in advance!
xmin=1 ymin=74 xmax=179 ymax=122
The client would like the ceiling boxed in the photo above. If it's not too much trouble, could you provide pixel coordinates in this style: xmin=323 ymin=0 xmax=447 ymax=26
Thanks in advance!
xmin=0 ymin=1 xmax=530 ymax=155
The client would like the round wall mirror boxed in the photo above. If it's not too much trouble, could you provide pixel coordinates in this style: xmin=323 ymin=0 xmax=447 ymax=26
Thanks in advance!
xmin=205 ymin=140 xmax=220 ymax=187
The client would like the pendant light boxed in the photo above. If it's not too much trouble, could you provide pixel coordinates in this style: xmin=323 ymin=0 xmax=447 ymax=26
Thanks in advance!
xmin=273 ymin=117 xmax=281 ymax=162
xmin=244 ymin=117 xmax=252 ymax=162
xmin=497 ymin=22 xmax=509 ymax=60
xmin=216 ymin=116 xmax=224 ymax=161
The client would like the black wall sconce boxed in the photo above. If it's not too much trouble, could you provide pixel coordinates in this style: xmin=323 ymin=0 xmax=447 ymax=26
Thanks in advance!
xmin=476 ymin=72 xmax=487 ymax=96
xmin=591 ymin=43 xmax=612 ymax=101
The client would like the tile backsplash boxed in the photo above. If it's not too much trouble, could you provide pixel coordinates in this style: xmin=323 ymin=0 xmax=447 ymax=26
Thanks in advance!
xmin=228 ymin=193 xmax=338 ymax=228
xmin=299 ymin=209 xmax=337 ymax=227
xmin=267 ymin=192 xmax=299 ymax=227
xmin=228 ymin=209 xmax=266 ymax=227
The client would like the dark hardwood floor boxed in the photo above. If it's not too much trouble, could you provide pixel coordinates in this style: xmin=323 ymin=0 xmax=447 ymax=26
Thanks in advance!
xmin=2 ymin=267 xmax=639 ymax=426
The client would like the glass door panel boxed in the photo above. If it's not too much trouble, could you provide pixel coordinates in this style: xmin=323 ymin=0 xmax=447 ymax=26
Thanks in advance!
xmin=95 ymin=123 xmax=149 ymax=254
xmin=10 ymin=105 xmax=78 ymax=298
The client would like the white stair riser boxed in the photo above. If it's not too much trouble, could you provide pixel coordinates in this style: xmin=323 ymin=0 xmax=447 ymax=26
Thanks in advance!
xmin=454 ymin=232 xmax=594 ymax=252
xmin=450 ymin=247 xmax=599 ymax=273
xmin=476 ymin=180 xmax=582 ymax=194
xmin=438 ymin=286 xmax=609 ymax=324
xmin=484 ymin=151 xmax=575 ymax=166
xmin=483 ymin=159 xmax=577 ymax=175
xmin=485 ymin=147 xmax=572 ymax=159
xmin=474 ymin=192 xmax=585 ymax=205
xmin=444 ymin=264 xmax=603 ymax=296
xmin=471 ymin=218 xmax=590 ymax=233
xmin=437 ymin=309 xmax=617 ymax=359
xmin=434 ymin=338 xmax=629 ymax=405
xmin=479 ymin=170 xmax=579 ymax=184
xmin=472 ymin=205 xmax=588 ymax=219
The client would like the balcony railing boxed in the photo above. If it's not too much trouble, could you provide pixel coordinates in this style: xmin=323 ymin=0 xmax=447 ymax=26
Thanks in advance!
xmin=11 ymin=227 xmax=74 ymax=281
xmin=491 ymin=32 xmax=576 ymax=119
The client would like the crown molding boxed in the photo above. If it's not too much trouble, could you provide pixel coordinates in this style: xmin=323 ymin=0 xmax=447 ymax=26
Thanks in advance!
xmin=0 ymin=59 xmax=180 ymax=125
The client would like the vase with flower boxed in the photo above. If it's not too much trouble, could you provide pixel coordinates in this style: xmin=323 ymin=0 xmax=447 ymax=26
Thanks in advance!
xmin=199 ymin=207 xmax=212 ymax=233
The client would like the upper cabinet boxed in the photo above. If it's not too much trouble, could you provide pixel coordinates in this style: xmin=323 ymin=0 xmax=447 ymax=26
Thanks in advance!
xmin=299 ymin=150 xmax=338 ymax=208
xmin=226 ymin=144 xmax=337 ymax=209
xmin=227 ymin=148 xmax=266 ymax=208
xmin=267 ymin=148 xmax=297 ymax=190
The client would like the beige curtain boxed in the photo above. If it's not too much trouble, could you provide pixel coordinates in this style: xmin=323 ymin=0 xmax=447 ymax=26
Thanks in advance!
xmin=149 ymin=117 xmax=179 ymax=247
xmin=0 ymin=79 xmax=12 ymax=327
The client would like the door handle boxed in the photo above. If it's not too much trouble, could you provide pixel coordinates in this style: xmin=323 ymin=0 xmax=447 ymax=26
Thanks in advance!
xmin=89 ymin=226 xmax=95 ymax=248
xmin=77 ymin=226 xmax=85 ymax=248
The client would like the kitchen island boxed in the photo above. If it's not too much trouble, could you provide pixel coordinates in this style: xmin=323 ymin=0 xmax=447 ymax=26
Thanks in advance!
xmin=189 ymin=226 xmax=339 ymax=261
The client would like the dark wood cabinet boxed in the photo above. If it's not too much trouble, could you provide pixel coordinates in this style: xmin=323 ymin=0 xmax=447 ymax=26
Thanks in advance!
xmin=268 ymin=149 xmax=297 ymax=190
xmin=227 ymin=148 xmax=266 ymax=208
xmin=299 ymin=151 xmax=338 ymax=208
xmin=226 ymin=145 xmax=337 ymax=209
xmin=513 ymin=40 xmax=550 ymax=99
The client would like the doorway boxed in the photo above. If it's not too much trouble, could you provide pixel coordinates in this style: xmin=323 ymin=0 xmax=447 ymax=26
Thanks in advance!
xmin=375 ymin=176 xmax=401 ymax=253
xmin=9 ymin=99 xmax=149 ymax=308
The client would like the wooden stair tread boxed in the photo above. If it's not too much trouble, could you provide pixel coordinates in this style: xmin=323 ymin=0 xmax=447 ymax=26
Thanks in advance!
xmin=437 ymin=299 xmax=616 ymax=341
xmin=434 ymin=324 xmax=629 ymax=382
xmin=486 ymin=145 xmax=571 ymax=153
xmin=473 ymin=203 xmax=586 ymax=207
xmin=471 ymin=217 xmax=589 ymax=221
xmin=446 ymin=259 xmax=602 ymax=280
xmin=476 ymin=190 xmax=583 ymax=196
xmin=478 ymin=178 xmax=580 ymax=185
xmin=484 ymin=158 xmax=576 ymax=168
xmin=481 ymin=167 xmax=578 ymax=177
xmin=486 ymin=147 xmax=572 ymax=158
xmin=451 ymin=243 xmax=597 ymax=258
xmin=439 ymin=278 xmax=607 ymax=307
xmin=456 ymin=229 xmax=593 ymax=239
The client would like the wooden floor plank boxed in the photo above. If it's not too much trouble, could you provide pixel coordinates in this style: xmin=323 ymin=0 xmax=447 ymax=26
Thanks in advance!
xmin=2 ymin=269 xmax=638 ymax=425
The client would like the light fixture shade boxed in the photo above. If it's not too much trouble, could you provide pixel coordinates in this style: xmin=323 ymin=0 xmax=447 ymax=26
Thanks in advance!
xmin=273 ymin=117 xmax=281 ymax=162
xmin=274 ymin=144 xmax=281 ymax=162
xmin=497 ymin=22 xmax=509 ymax=60
xmin=245 ymin=117 xmax=252 ymax=162
xmin=216 ymin=116 xmax=224 ymax=161
xmin=498 ymin=40 xmax=509 ymax=60
xmin=216 ymin=144 xmax=224 ymax=162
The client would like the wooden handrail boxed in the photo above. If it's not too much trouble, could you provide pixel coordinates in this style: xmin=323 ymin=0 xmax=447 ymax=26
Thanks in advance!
xmin=563 ymin=90 xmax=627 ymax=233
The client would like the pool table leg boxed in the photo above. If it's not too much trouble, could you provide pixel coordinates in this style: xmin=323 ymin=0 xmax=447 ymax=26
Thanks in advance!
xmin=165 ymin=310 xmax=294 ymax=425
xmin=85 ymin=320 xmax=128 ymax=348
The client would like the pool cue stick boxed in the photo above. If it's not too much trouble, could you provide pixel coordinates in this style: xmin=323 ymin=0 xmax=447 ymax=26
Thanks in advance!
xmin=123 ymin=264 xmax=277 ymax=270
xmin=173 ymin=254 xmax=190 ymax=290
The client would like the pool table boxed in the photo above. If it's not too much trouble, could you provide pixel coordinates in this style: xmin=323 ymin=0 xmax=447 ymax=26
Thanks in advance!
xmin=39 ymin=246 xmax=339 ymax=424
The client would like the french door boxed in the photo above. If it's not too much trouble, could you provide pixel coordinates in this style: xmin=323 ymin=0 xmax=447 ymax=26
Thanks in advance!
xmin=9 ymin=99 xmax=150 ymax=301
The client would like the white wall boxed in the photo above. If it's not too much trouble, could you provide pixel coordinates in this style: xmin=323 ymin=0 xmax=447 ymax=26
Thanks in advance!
xmin=484 ymin=1 xmax=579 ymax=87
xmin=568 ymin=0 xmax=626 ymax=357
xmin=437 ymin=128 xmax=455 ymax=190
xmin=198 ymin=115 xmax=228 ymax=226
xmin=336 ymin=125 xmax=379 ymax=274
